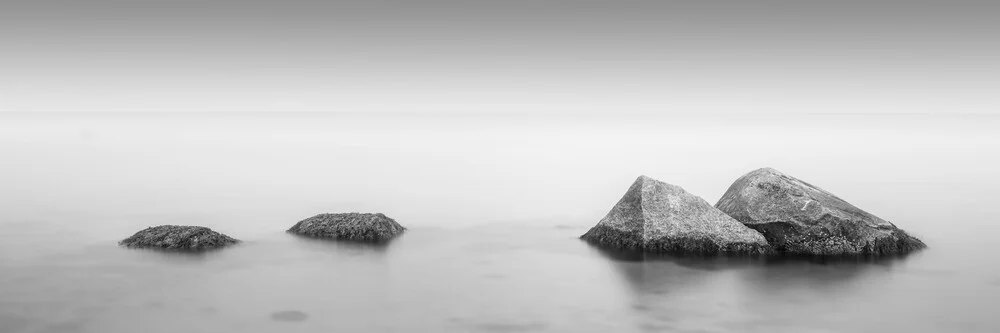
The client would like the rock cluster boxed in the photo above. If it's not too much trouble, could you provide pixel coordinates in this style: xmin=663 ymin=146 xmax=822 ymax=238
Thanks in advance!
xmin=120 ymin=169 xmax=925 ymax=259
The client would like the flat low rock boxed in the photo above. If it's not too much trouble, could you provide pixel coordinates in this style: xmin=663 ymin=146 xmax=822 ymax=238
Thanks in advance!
xmin=581 ymin=175 xmax=770 ymax=255
xmin=715 ymin=168 xmax=926 ymax=256
xmin=119 ymin=225 xmax=239 ymax=250
xmin=287 ymin=213 xmax=405 ymax=242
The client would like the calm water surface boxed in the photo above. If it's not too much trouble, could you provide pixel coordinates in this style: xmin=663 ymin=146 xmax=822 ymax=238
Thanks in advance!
xmin=1 ymin=114 xmax=998 ymax=333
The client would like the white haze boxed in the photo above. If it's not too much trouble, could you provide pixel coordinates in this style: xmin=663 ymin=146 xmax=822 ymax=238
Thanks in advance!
xmin=2 ymin=114 xmax=997 ymax=233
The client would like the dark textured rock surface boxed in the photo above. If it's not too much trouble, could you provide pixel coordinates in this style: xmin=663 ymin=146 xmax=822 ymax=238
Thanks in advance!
xmin=288 ymin=213 xmax=405 ymax=242
xmin=581 ymin=175 xmax=770 ymax=255
xmin=715 ymin=168 xmax=926 ymax=256
xmin=119 ymin=225 xmax=239 ymax=250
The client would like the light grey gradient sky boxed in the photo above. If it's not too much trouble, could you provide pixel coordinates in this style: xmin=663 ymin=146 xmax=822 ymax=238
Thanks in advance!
xmin=2 ymin=0 xmax=999 ymax=115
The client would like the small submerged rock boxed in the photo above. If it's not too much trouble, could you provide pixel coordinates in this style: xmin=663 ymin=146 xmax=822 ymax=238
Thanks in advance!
xmin=581 ymin=175 xmax=770 ymax=255
xmin=287 ymin=212 xmax=405 ymax=242
xmin=715 ymin=168 xmax=926 ymax=256
xmin=119 ymin=225 xmax=239 ymax=250
xmin=270 ymin=310 xmax=309 ymax=322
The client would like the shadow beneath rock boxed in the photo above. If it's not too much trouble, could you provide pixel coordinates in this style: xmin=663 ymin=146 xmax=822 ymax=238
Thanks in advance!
xmin=584 ymin=239 xmax=920 ymax=295
xmin=119 ymin=245 xmax=236 ymax=253
xmin=584 ymin=241 xmax=769 ymax=271
xmin=287 ymin=232 xmax=400 ymax=256
xmin=583 ymin=238 xmax=925 ymax=333
xmin=740 ymin=253 xmax=920 ymax=293
xmin=764 ymin=250 xmax=923 ymax=265
xmin=584 ymin=242 xmax=743 ymax=295
xmin=117 ymin=244 xmax=242 ymax=262
xmin=585 ymin=239 xmax=921 ymax=269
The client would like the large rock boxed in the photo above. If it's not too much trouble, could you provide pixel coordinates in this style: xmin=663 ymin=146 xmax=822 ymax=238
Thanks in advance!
xmin=715 ymin=168 xmax=926 ymax=256
xmin=581 ymin=175 xmax=770 ymax=255
xmin=119 ymin=225 xmax=239 ymax=250
xmin=288 ymin=213 xmax=405 ymax=242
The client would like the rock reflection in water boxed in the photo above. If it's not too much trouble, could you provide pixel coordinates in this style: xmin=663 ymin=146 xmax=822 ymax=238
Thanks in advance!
xmin=586 ymin=242 xmax=918 ymax=333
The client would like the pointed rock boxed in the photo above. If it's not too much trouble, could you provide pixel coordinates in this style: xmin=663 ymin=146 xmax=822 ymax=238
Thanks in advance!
xmin=288 ymin=212 xmax=405 ymax=242
xmin=715 ymin=168 xmax=926 ymax=256
xmin=119 ymin=225 xmax=239 ymax=251
xmin=581 ymin=175 xmax=770 ymax=255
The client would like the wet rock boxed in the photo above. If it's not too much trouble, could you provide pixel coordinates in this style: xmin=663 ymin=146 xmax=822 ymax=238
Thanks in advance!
xmin=715 ymin=168 xmax=926 ymax=256
xmin=287 ymin=212 xmax=405 ymax=242
xmin=581 ymin=175 xmax=770 ymax=255
xmin=119 ymin=225 xmax=239 ymax=250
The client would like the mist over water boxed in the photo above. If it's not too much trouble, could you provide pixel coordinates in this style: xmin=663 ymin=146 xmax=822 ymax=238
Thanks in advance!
xmin=1 ymin=113 xmax=999 ymax=332
xmin=4 ymin=0 xmax=1000 ymax=331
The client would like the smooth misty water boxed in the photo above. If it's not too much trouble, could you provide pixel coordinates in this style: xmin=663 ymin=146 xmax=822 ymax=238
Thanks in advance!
xmin=1 ymin=114 xmax=999 ymax=333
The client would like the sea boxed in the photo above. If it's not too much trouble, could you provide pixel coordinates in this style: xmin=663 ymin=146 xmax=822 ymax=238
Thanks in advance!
xmin=1 ymin=113 xmax=998 ymax=333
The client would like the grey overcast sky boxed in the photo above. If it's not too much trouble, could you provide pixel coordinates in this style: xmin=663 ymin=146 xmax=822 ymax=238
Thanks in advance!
xmin=2 ymin=0 xmax=998 ymax=115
